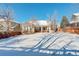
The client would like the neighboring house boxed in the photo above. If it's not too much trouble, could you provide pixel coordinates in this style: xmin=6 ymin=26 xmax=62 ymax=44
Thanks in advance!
xmin=65 ymin=13 xmax=79 ymax=34
xmin=22 ymin=20 xmax=54 ymax=34
xmin=0 ymin=18 xmax=22 ymax=33
xmin=0 ymin=18 xmax=7 ymax=32
xmin=69 ymin=13 xmax=79 ymax=27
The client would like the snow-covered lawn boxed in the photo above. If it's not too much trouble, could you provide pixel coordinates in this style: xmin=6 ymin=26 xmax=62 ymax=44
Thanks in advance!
xmin=0 ymin=32 xmax=79 ymax=56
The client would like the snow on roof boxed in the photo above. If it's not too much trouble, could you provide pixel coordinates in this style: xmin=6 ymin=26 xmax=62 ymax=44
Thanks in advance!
xmin=25 ymin=20 xmax=49 ymax=26
xmin=36 ymin=20 xmax=48 ymax=26
xmin=73 ymin=13 xmax=79 ymax=16
xmin=70 ymin=20 xmax=79 ymax=24
xmin=0 ymin=18 xmax=5 ymax=21
xmin=0 ymin=18 xmax=13 ymax=22
xmin=0 ymin=18 xmax=20 ymax=24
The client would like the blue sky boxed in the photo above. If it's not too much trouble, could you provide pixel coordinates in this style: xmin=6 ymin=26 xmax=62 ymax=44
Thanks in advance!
xmin=0 ymin=3 xmax=79 ymax=24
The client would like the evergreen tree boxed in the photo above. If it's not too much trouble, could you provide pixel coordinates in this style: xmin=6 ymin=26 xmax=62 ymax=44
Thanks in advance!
xmin=60 ymin=16 xmax=69 ymax=31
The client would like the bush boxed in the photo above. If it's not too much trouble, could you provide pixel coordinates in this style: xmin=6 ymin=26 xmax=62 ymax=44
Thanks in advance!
xmin=0 ymin=31 xmax=22 ymax=39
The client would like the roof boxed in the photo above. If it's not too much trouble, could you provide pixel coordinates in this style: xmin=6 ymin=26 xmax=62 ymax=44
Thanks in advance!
xmin=73 ymin=13 xmax=79 ymax=16
xmin=0 ymin=18 xmax=5 ymax=21
xmin=25 ymin=20 xmax=49 ymax=26
xmin=36 ymin=20 xmax=48 ymax=26
xmin=70 ymin=21 xmax=79 ymax=24
xmin=0 ymin=18 xmax=20 ymax=24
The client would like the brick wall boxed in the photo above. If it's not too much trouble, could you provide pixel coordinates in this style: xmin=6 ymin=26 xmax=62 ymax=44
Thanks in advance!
xmin=65 ymin=27 xmax=79 ymax=34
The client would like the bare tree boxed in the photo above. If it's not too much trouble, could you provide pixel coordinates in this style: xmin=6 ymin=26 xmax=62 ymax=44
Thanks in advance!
xmin=4 ymin=8 xmax=14 ymax=32
xmin=0 ymin=5 xmax=14 ymax=33
xmin=52 ymin=11 xmax=58 ymax=32
xmin=47 ymin=14 xmax=52 ymax=32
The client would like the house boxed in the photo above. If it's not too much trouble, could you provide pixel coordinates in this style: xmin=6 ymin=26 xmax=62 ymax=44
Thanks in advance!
xmin=0 ymin=18 xmax=21 ymax=32
xmin=21 ymin=20 xmax=55 ymax=34
xmin=0 ymin=17 xmax=22 ymax=38
xmin=65 ymin=13 xmax=79 ymax=34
